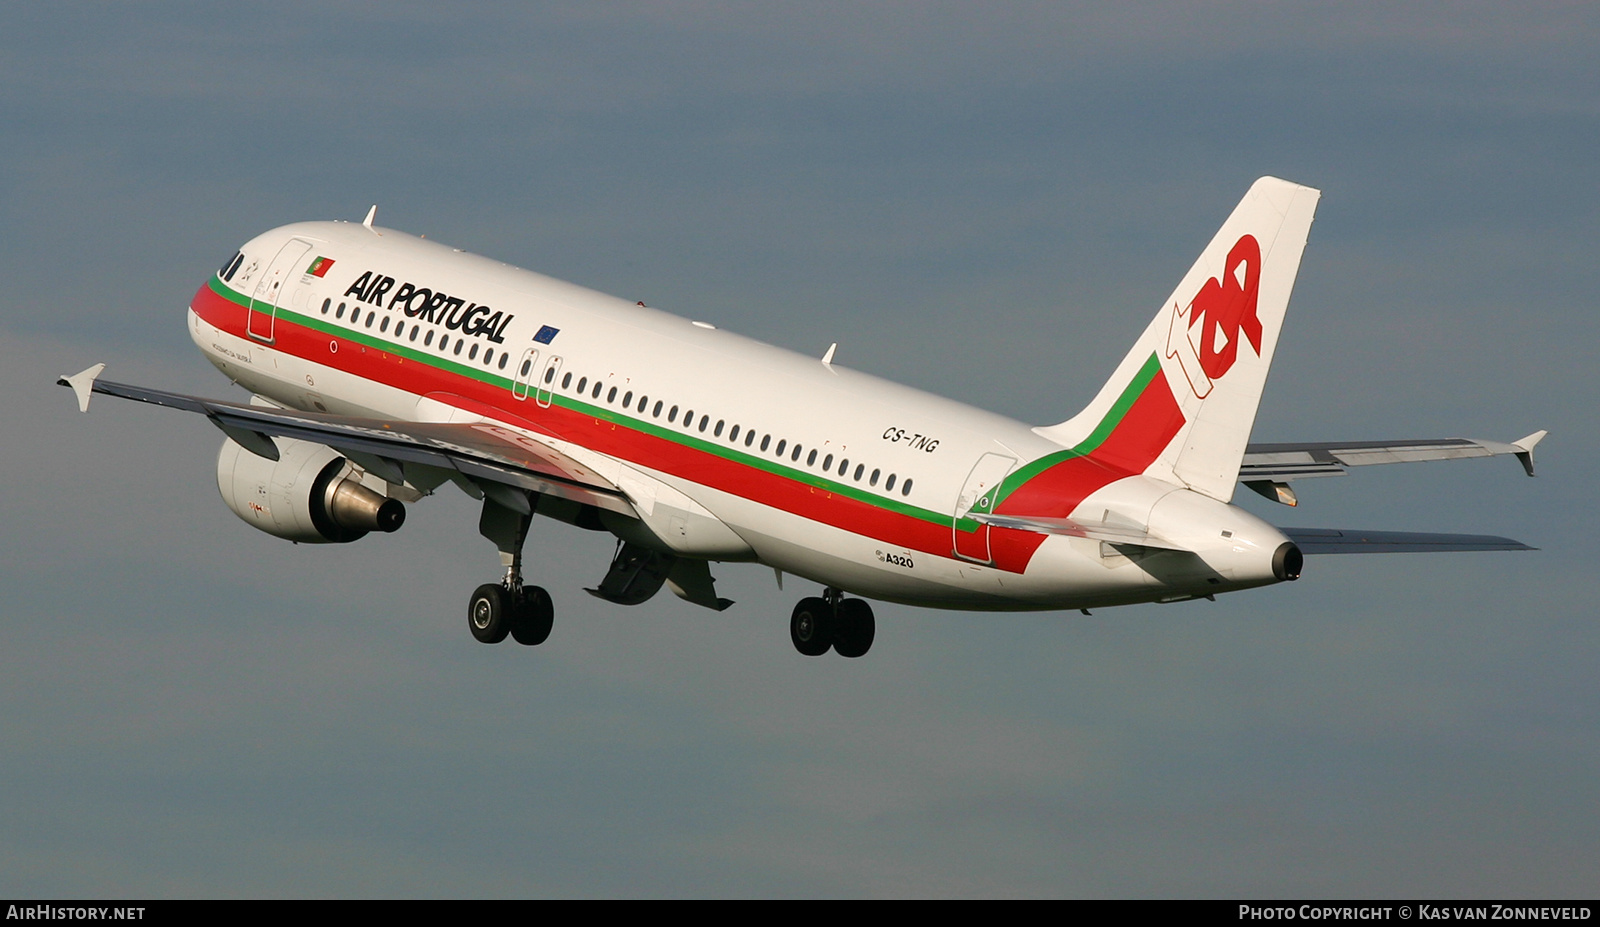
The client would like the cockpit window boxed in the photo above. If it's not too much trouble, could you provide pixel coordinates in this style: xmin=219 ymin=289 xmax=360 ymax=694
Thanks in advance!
xmin=220 ymin=251 xmax=244 ymax=282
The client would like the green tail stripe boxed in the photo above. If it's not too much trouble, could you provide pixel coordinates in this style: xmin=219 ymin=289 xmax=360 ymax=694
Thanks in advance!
xmin=989 ymin=352 xmax=1164 ymax=508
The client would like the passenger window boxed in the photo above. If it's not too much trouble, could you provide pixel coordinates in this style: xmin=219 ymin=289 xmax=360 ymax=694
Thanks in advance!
xmin=410 ymin=327 xmax=420 ymax=342
xmin=395 ymin=322 xmax=405 ymax=338
xmin=545 ymin=367 xmax=556 ymax=384
xmin=520 ymin=358 xmax=532 ymax=377
xmin=592 ymin=382 xmax=602 ymax=399
xmin=622 ymin=390 xmax=632 ymax=406
xmin=321 ymin=298 xmax=331 ymax=315
xmin=336 ymin=303 xmax=346 ymax=319
xmin=381 ymin=317 xmax=391 ymax=333
xmin=453 ymin=340 xmax=463 ymax=355
xmin=774 ymin=439 xmax=785 ymax=456
xmin=577 ymin=377 xmax=588 ymax=393
xmin=366 ymin=313 xmax=376 ymax=329
xmin=468 ymin=343 xmax=478 ymax=359
xmin=886 ymin=474 xmax=897 ymax=491
xmin=809 ymin=450 xmax=818 ymax=466
xmin=425 ymin=330 xmax=435 ymax=346
xmin=901 ymin=479 xmax=913 ymax=496
xmin=668 ymin=405 xmax=677 ymax=422
xmin=745 ymin=431 xmax=755 ymax=447
xmin=869 ymin=468 xmax=879 ymax=486
xmin=440 ymin=336 xmax=449 ymax=352
xmin=653 ymin=400 xmax=662 ymax=417
xmin=822 ymin=454 xmax=833 ymax=470
xmin=714 ymin=420 xmax=725 ymax=437
xmin=839 ymin=459 xmax=850 ymax=476
xmin=562 ymin=372 xmax=572 ymax=389
xmin=498 ymin=354 xmax=508 ymax=370
xmin=608 ymin=387 xmax=618 ymax=403
xmin=729 ymin=425 xmax=740 ymax=442
xmin=792 ymin=445 xmax=802 ymax=462
xmin=638 ymin=395 xmax=648 ymax=413
xmin=483 ymin=348 xmax=493 ymax=365
xmin=698 ymin=415 xmax=709 ymax=433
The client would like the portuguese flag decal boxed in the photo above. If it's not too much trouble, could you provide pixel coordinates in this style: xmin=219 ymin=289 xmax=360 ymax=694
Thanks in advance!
xmin=306 ymin=256 xmax=335 ymax=277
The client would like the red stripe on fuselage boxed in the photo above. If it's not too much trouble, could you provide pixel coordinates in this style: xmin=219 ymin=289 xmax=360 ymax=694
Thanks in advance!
xmin=193 ymin=281 xmax=1187 ymax=578
xmin=192 ymin=282 xmax=964 ymax=564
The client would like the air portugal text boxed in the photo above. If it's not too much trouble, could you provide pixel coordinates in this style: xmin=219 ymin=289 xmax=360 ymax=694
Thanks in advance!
xmin=344 ymin=270 xmax=514 ymax=344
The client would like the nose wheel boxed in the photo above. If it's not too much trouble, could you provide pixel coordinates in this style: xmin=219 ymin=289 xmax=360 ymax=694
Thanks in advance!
xmin=789 ymin=589 xmax=875 ymax=657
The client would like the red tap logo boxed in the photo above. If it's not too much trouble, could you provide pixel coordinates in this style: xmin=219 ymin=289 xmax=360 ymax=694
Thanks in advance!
xmin=1165 ymin=234 xmax=1262 ymax=398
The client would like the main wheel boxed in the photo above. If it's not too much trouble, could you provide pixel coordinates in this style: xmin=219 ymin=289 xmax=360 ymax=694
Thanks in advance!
xmin=469 ymin=583 xmax=511 ymax=644
xmin=790 ymin=597 xmax=835 ymax=656
xmin=510 ymin=585 xmax=554 ymax=646
xmin=833 ymin=598 xmax=876 ymax=658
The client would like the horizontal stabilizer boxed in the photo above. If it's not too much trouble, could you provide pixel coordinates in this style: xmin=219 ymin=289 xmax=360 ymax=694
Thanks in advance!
xmin=1282 ymin=527 xmax=1535 ymax=554
xmin=973 ymin=513 xmax=1187 ymax=550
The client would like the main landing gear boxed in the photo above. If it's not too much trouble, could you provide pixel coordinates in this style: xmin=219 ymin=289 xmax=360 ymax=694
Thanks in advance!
xmin=790 ymin=588 xmax=875 ymax=658
xmin=470 ymin=493 xmax=554 ymax=647
xmin=469 ymin=582 xmax=553 ymax=645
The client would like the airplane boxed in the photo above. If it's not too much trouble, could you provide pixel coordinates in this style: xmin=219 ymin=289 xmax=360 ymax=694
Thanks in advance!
xmin=59 ymin=177 xmax=1544 ymax=658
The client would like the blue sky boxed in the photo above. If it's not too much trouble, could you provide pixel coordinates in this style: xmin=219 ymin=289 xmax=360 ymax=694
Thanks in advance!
xmin=1 ymin=3 xmax=1595 ymax=896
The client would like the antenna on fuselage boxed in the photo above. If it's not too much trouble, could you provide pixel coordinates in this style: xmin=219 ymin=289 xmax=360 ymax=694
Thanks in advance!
xmin=362 ymin=205 xmax=377 ymax=229
xmin=821 ymin=342 xmax=837 ymax=365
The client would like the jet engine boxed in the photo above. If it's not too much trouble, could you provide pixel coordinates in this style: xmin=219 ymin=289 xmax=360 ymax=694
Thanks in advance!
xmin=216 ymin=435 xmax=405 ymax=543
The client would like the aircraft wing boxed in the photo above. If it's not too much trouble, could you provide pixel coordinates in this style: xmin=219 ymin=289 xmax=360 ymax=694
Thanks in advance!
xmin=1238 ymin=432 xmax=1546 ymax=505
xmin=58 ymin=364 xmax=634 ymax=518
xmin=971 ymin=513 xmax=1187 ymax=550
xmin=1280 ymin=527 xmax=1535 ymax=554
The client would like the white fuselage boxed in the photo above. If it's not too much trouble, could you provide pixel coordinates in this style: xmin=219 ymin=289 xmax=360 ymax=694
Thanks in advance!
xmin=190 ymin=220 xmax=1291 ymax=610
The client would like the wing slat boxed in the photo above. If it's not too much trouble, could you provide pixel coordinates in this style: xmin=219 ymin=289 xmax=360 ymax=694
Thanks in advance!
xmin=63 ymin=373 xmax=636 ymax=516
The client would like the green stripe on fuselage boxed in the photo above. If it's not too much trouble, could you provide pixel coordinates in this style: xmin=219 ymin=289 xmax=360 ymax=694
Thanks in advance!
xmin=210 ymin=276 xmax=948 ymax=528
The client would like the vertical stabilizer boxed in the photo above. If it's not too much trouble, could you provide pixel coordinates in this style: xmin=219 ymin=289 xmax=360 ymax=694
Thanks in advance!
xmin=1034 ymin=177 xmax=1320 ymax=502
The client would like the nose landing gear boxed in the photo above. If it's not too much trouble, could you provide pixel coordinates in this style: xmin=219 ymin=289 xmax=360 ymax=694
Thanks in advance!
xmin=789 ymin=587 xmax=875 ymax=658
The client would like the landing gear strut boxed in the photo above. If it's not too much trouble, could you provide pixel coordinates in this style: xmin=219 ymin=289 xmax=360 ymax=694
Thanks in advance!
xmin=789 ymin=587 xmax=875 ymax=658
xmin=470 ymin=493 xmax=554 ymax=647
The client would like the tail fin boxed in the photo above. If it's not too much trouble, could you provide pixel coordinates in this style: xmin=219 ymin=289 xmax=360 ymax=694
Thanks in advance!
xmin=1035 ymin=176 xmax=1320 ymax=502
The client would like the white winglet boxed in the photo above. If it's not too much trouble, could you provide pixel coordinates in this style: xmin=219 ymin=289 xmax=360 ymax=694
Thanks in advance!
xmin=821 ymin=342 xmax=837 ymax=365
xmin=60 ymin=363 xmax=106 ymax=412
xmin=362 ymin=205 xmax=377 ymax=229
xmin=1512 ymin=430 xmax=1548 ymax=477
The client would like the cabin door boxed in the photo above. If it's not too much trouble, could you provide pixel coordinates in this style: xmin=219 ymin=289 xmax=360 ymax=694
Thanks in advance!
xmin=952 ymin=452 xmax=1015 ymax=564
xmin=247 ymin=239 xmax=312 ymax=343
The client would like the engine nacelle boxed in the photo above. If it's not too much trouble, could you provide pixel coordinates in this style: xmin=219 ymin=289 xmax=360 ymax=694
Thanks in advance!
xmin=216 ymin=436 xmax=406 ymax=543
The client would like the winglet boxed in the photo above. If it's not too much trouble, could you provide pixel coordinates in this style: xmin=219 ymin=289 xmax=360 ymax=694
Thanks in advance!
xmin=58 ymin=363 xmax=106 ymax=412
xmin=362 ymin=205 xmax=377 ymax=229
xmin=1512 ymin=430 xmax=1547 ymax=477
xmin=821 ymin=342 xmax=837 ymax=365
